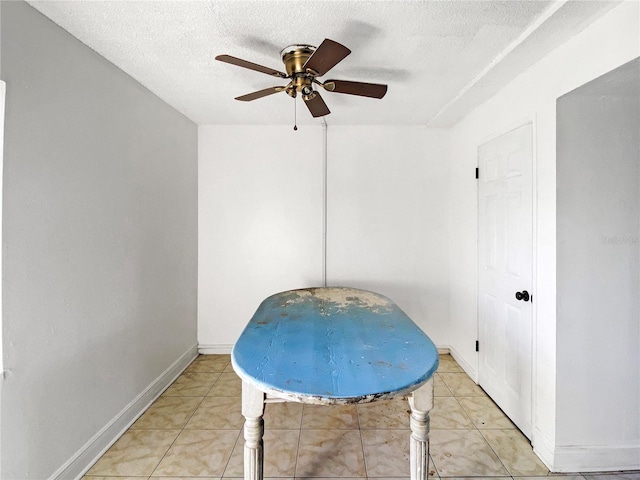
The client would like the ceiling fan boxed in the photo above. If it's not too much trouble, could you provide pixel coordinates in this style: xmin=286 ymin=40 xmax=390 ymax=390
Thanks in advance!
xmin=215 ymin=38 xmax=388 ymax=118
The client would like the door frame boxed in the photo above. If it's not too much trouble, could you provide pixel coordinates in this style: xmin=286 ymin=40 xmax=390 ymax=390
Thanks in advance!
xmin=476 ymin=115 xmax=538 ymax=438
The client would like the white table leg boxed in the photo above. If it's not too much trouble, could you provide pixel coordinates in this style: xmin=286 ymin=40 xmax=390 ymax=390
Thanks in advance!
xmin=242 ymin=381 xmax=265 ymax=480
xmin=408 ymin=378 xmax=434 ymax=480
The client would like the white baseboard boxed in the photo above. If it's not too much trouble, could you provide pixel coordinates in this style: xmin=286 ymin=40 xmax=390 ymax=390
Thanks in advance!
xmin=532 ymin=428 xmax=555 ymax=470
xmin=449 ymin=344 xmax=478 ymax=382
xmin=50 ymin=344 xmax=198 ymax=480
xmin=532 ymin=428 xmax=640 ymax=473
xmin=199 ymin=343 xmax=233 ymax=354
xmin=437 ymin=346 xmax=451 ymax=355
xmin=551 ymin=444 xmax=640 ymax=473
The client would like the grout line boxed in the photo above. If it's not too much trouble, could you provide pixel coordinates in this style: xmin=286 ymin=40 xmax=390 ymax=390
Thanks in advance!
xmin=294 ymin=403 xmax=304 ymax=478
xmin=355 ymin=402 xmax=369 ymax=478
xmin=220 ymin=427 xmax=243 ymax=478
xmin=474 ymin=418 xmax=512 ymax=478
xmin=147 ymin=358 xmax=228 ymax=478
xmin=204 ymin=366 xmax=228 ymax=397
xmin=454 ymin=374 xmax=513 ymax=479
xmin=146 ymin=416 xmax=184 ymax=477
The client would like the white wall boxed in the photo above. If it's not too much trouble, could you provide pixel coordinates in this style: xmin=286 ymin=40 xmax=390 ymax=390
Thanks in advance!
xmin=1 ymin=3 xmax=198 ymax=478
xmin=198 ymin=125 xmax=325 ymax=350
xmin=556 ymin=58 xmax=639 ymax=464
xmin=326 ymin=126 xmax=450 ymax=345
xmin=448 ymin=0 xmax=639 ymax=471
xmin=198 ymin=125 xmax=450 ymax=349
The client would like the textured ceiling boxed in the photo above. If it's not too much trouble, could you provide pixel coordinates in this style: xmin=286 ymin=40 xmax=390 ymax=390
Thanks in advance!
xmin=27 ymin=0 xmax=621 ymax=126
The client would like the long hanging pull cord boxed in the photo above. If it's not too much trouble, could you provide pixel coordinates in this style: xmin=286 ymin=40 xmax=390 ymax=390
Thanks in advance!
xmin=293 ymin=94 xmax=298 ymax=131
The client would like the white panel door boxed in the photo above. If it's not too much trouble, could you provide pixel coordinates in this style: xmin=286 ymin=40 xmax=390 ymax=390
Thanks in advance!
xmin=477 ymin=123 xmax=533 ymax=438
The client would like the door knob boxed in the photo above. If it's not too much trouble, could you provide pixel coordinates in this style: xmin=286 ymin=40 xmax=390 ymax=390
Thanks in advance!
xmin=515 ymin=290 xmax=530 ymax=302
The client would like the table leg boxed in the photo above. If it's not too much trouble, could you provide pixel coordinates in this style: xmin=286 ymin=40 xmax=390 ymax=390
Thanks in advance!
xmin=408 ymin=378 xmax=434 ymax=480
xmin=242 ymin=381 xmax=265 ymax=480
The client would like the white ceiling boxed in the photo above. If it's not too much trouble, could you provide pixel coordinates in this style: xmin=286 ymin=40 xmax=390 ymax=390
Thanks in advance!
xmin=27 ymin=0 xmax=621 ymax=126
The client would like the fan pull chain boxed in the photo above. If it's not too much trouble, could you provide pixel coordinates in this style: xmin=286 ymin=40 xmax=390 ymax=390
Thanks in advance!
xmin=293 ymin=94 xmax=298 ymax=131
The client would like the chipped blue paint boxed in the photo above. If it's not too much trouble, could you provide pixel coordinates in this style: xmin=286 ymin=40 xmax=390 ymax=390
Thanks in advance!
xmin=232 ymin=287 xmax=439 ymax=405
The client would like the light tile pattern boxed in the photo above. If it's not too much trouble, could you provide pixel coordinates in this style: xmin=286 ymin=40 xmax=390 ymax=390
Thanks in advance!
xmin=84 ymin=353 xmax=640 ymax=480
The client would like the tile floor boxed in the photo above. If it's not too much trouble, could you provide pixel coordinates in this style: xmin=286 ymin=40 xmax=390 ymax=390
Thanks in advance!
xmin=83 ymin=354 xmax=640 ymax=480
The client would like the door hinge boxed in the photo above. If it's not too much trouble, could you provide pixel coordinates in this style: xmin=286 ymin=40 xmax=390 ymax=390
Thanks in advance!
xmin=475 ymin=340 xmax=479 ymax=352
xmin=475 ymin=167 xmax=479 ymax=179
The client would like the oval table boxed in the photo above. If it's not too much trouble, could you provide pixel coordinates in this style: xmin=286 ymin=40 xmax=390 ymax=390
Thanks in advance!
xmin=232 ymin=287 xmax=439 ymax=480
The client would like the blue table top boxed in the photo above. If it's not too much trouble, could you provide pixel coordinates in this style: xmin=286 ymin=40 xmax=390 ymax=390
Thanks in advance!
xmin=232 ymin=287 xmax=439 ymax=404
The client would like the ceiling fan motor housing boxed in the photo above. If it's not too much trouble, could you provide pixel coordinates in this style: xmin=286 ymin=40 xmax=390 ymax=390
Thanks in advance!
xmin=281 ymin=44 xmax=317 ymax=97
xmin=280 ymin=44 xmax=315 ymax=75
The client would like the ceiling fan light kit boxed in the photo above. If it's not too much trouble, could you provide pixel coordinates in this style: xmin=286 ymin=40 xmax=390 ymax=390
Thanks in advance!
xmin=215 ymin=38 xmax=388 ymax=121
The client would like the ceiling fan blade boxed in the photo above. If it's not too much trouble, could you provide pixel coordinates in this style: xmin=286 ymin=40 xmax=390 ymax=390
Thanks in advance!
xmin=304 ymin=92 xmax=331 ymax=117
xmin=302 ymin=39 xmax=351 ymax=76
xmin=324 ymin=80 xmax=388 ymax=99
xmin=235 ymin=86 xmax=286 ymax=101
xmin=216 ymin=54 xmax=287 ymax=78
